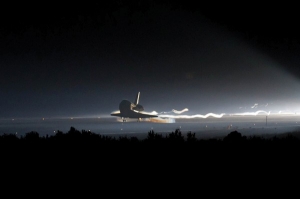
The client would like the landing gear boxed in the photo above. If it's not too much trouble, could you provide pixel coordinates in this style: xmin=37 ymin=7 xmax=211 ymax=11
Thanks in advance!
xmin=122 ymin=117 xmax=127 ymax=122
xmin=137 ymin=118 xmax=142 ymax=122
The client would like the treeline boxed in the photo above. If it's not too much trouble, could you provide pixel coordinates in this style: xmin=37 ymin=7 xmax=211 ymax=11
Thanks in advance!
xmin=1 ymin=126 xmax=299 ymax=172
xmin=1 ymin=126 xmax=300 ymax=143
xmin=1 ymin=126 xmax=300 ymax=148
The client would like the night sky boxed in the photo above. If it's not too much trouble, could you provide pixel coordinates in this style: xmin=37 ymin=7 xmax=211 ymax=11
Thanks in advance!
xmin=1 ymin=1 xmax=300 ymax=118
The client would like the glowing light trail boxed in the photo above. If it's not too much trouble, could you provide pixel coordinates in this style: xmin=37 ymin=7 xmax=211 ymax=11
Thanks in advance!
xmin=158 ymin=113 xmax=225 ymax=118
xmin=251 ymin=103 xmax=258 ymax=108
xmin=159 ymin=108 xmax=189 ymax=114
xmin=172 ymin=108 xmax=189 ymax=114
xmin=232 ymin=110 xmax=270 ymax=116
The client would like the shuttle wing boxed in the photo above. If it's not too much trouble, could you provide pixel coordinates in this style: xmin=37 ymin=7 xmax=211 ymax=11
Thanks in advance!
xmin=110 ymin=110 xmax=157 ymax=118
xmin=130 ymin=110 xmax=158 ymax=118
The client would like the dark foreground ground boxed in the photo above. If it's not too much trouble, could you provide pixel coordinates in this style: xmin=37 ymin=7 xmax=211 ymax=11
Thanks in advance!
xmin=1 ymin=126 xmax=299 ymax=193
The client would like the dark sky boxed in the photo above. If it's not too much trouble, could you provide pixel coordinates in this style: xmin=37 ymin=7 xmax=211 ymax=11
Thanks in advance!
xmin=1 ymin=1 xmax=300 ymax=118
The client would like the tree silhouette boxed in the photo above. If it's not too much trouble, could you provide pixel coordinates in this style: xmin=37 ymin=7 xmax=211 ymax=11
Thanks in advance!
xmin=186 ymin=131 xmax=197 ymax=142
xmin=146 ymin=130 xmax=163 ymax=142
xmin=24 ymin=131 xmax=40 ymax=141
xmin=223 ymin=130 xmax=246 ymax=142
xmin=166 ymin=128 xmax=184 ymax=144
xmin=0 ymin=133 xmax=18 ymax=141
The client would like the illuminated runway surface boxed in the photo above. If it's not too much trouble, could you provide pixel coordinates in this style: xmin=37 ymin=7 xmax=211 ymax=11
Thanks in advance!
xmin=1 ymin=115 xmax=300 ymax=139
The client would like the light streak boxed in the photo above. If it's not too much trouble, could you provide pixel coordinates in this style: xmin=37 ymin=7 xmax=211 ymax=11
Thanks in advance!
xmin=251 ymin=103 xmax=258 ymax=108
xmin=159 ymin=108 xmax=189 ymax=114
xmin=232 ymin=110 xmax=270 ymax=116
xmin=158 ymin=113 xmax=225 ymax=118
xmin=172 ymin=108 xmax=189 ymax=114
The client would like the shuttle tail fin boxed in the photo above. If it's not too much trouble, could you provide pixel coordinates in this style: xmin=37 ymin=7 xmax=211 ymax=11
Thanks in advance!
xmin=134 ymin=92 xmax=140 ymax=105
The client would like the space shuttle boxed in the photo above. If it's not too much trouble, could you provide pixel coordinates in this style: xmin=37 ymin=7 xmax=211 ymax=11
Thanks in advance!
xmin=110 ymin=92 xmax=158 ymax=122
